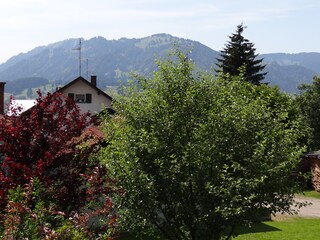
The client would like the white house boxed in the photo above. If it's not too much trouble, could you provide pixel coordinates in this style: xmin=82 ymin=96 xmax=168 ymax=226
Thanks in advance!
xmin=58 ymin=76 xmax=113 ymax=115
xmin=3 ymin=76 xmax=113 ymax=116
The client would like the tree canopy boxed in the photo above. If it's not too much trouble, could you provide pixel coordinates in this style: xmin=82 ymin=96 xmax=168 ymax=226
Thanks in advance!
xmin=217 ymin=23 xmax=267 ymax=85
xmin=99 ymin=50 xmax=306 ymax=240
xmin=296 ymin=76 xmax=320 ymax=151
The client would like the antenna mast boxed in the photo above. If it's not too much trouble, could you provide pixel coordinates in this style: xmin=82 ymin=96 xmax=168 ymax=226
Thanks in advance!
xmin=73 ymin=38 xmax=82 ymax=76
xmin=79 ymin=38 xmax=82 ymax=76
xmin=86 ymin=58 xmax=89 ymax=80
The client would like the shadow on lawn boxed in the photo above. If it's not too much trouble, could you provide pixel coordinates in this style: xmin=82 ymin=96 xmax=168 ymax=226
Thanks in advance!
xmin=119 ymin=222 xmax=281 ymax=239
xmin=235 ymin=222 xmax=281 ymax=235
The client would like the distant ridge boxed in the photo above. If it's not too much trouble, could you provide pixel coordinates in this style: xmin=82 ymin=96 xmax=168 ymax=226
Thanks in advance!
xmin=0 ymin=34 xmax=218 ymax=88
xmin=0 ymin=33 xmax=319 ymax=94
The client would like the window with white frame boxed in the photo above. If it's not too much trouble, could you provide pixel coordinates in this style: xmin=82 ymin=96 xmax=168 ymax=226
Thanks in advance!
xmin=68 ymin=93 xmax=92 ymax=103
xmin=75 ymin=94 xmax=85 ymax=103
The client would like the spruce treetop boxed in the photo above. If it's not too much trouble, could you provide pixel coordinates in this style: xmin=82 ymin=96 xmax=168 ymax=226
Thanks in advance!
xmin=217 ymin=23 xmax=267 ymax=85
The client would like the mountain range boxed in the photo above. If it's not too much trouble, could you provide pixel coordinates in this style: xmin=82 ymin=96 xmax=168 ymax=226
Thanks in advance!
xmin=0 ymin=33 xmax=319 ymax=97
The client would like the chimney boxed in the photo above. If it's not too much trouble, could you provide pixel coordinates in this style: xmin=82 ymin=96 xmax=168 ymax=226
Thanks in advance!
xmin=0 ymin=82 xmax=5 ymax=115
xmin=90 ymin=75 xmax=97 ymax=88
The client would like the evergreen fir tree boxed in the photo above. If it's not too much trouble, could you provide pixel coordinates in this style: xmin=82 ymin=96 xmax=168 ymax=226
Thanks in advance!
xmin=217 ymin=23 xmax=267 ymax=85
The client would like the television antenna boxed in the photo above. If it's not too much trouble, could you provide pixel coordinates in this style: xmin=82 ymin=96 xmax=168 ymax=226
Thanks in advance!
xmin=72 ymin=38 xmax=82 ymax=76
xmin=86 ymin=58 xmax=89 ymax=80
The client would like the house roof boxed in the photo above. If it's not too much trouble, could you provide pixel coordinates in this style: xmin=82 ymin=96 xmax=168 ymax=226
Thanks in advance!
xmin=303 ymin=151 xmax=320 ymax=159
xmin=57 ymin=76 xmax=113 ymax=101
xmin=16 ymin=76 xmax=115 ymax=117
xmin=6 ymin=99 xmax=37 ymax=116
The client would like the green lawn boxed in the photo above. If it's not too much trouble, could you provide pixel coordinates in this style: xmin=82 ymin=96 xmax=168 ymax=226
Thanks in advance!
xmin=235 ymin=191 xmax=320 ymax=240
xmin=120 ymin=217 xmax=320 ymax=240
xmin=300 ymin=190 xmax=320 ymax=199
xmin=234 ymin=218 xmax=320 ymax=240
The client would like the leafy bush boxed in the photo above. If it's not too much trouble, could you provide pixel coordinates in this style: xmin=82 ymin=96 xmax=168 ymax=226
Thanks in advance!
xmin=0 ymin=91 xmax=118 ymax=239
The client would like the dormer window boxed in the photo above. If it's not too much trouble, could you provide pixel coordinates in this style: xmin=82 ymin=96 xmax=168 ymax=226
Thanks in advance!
xmin=68 ymin=93 xmax=92 ymax=103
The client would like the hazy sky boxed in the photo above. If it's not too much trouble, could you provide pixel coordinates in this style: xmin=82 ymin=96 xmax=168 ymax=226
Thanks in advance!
xmin=0 ymin=0 xmax=319 ymax=63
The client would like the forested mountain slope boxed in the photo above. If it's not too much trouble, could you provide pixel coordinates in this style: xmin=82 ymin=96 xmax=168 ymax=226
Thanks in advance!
xmin=0 ymin=34 xmax=319 ymax=94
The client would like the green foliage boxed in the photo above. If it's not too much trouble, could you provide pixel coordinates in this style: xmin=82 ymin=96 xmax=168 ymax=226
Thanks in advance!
xmin=1 ymin=178 xmax=61 ymax=239
xmin=217 ymin=23 xmax=267 ymax=85
xmin=99 ymin=49 xmax=306 ymax=240
xmin=0 ymin=173 xmax=117 ymax=239
xmin=296 ymin=76 xmax=320 ymax=150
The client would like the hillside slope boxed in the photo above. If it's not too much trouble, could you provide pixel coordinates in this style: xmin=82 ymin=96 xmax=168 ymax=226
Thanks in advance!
xmin=0 ymin=34 xmax=319 ymax=94
xmin=0 ymin=34 xmax=219 ymax=89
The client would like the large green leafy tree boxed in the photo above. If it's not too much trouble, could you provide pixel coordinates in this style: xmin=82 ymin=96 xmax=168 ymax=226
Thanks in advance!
xmin=217 ymin=23 xmax=267 ymax=85
xmin=296 ymin=76 xmax=320 ymax=151
xmin=100 ymin=50 xmax=305 ymax=240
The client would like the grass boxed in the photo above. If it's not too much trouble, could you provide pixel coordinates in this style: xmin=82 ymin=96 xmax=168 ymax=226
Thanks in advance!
xmin=234 ymin=217 xmax=320 ymax=240
xmin=234 ymin=191 xmax=320 ymax=240
xmin=120 ymin=217 xmax=320 ymax=240
xmin=300 ymin=190 xmax=320 ymax=199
